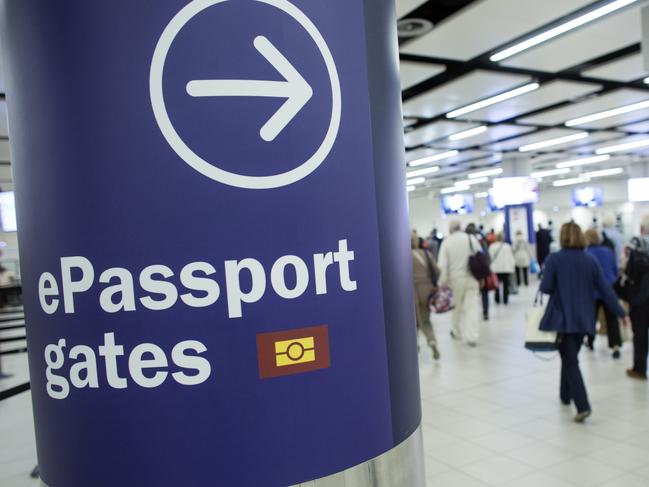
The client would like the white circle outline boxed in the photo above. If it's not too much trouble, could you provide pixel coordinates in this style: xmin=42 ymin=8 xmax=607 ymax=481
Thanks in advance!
xmin=150 ymin=0 xmax=342 ymax=190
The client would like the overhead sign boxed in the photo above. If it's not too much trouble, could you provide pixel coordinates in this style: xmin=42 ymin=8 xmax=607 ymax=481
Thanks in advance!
xmin=0 ymin=0 xmax=421 ymax=486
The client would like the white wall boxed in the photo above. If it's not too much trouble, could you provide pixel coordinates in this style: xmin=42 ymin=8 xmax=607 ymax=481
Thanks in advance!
xmin=408 ymin=178 xmax=649 ymax=241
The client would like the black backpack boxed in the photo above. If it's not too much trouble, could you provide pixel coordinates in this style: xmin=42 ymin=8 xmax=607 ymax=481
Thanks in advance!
xmin=626 ymin=249 xmax=649 ymax=306
xmin=468 ymin=235 xmax=491 ymax=280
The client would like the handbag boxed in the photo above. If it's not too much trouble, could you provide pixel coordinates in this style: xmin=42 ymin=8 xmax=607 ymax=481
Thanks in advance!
xmin=525 ymin=292 xmax=557 ymax=352
xmin=468 ymin=236 xmax=491 ymax=280
xmin=530 ymin=259 xmax=541 ymax=275
xmin=484 ymin=272 xmax=499 ymax=291
xmin=429 ymin=285 xmax=454 ymax=314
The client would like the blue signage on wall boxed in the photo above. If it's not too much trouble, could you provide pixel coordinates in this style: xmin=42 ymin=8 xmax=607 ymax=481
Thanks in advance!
xmin=0 ymin=1 xmax=421 ymax=486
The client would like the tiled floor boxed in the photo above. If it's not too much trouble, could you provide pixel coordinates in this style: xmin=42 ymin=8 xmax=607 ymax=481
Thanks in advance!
xmin=419 ymin=283 xmax=649 ymax=487
xmin=1 ymin=284 xmax=648 ymax=486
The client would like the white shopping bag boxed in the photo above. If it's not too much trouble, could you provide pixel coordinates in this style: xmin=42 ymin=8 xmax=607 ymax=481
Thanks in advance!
xmin=524 ymin=292 xmax=557 ymax=352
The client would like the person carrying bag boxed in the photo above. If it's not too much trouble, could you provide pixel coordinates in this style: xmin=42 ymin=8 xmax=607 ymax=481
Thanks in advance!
xmin=537 ymin=222 xmax=627 ymax=423
xmin=411 ymin=236 xmax=441 ymax=360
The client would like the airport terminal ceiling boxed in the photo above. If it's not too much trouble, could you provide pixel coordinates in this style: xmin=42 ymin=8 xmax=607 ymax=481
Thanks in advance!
xmin=397 ymin=0 xmax=649 ymax=195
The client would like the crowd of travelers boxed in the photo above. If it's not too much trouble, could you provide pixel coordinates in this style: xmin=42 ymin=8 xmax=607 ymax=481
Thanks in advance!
xmin=411 ymin=215 xmax=649 ymax=423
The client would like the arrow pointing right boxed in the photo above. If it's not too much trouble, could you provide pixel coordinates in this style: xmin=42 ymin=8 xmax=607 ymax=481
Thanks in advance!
xmin=186 ymin=35 xmax=313 ymax=142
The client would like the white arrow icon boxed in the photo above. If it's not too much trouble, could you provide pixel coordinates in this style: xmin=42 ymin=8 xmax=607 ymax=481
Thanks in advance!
xmin=186 ymin=35 xmax=313 ymax=142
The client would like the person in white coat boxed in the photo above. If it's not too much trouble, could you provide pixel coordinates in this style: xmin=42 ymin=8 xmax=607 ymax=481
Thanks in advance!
xmin=489 ymin=233 xmax=516 ymax=305
xmin=438 ymin=221 xmax=481 ymax=346
xmin=512 ymin=230 xmax=533 ymax=287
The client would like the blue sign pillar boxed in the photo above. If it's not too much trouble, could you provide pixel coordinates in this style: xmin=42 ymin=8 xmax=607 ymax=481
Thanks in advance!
xmin=0 ymin=0 xmax=424 ymax=486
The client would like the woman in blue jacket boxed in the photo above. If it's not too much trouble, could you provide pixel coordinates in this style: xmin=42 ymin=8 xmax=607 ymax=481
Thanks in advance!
xmin=540 ymin=222 xmax=626 ymax=423
xmin=584 ymin=229 xmax=622 ymax=358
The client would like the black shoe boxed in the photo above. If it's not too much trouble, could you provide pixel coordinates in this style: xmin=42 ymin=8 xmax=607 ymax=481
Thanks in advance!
xmin=560 ymin=398 xmax=571 ymax=406
xmin=627 ymin=369 xmax=648 ymax=380
xmin=483 ymin=314 xmax=489 ymax=321
xmin=612 ymin=350 xmax=621 ymax=359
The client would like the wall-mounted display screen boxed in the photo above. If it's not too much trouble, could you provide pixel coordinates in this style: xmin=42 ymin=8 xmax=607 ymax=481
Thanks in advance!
xmin=0 ymin=191 xmax=16 ymax=232
xmin=441 ymin=194 xmax=474 ymax=215
xmin=572 ymin=187 xmax=603 ymax=207
xmin=628 ymin=178 xmax=649 ymax=203
xmin=491 ymin=177 xmax=539 ymax=206
xmin=487 ymin=190 xmax=505 ymax=212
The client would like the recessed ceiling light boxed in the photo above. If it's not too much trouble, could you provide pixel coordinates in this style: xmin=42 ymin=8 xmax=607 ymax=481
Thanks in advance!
xmin=455 ymin=177 xmax=489 ymax=187
xmin=406 ymin=176 xmax=426 ymax=185
xmin=555 ymin=154 xmax=611 ymax=168
xmin=582 ymin=167 xmax=624 ymax=178
xmin=448 ymin=125 xmax=488 ymax=141
xmin=490 ymin=0 xmax=640 ymax=62
xmin=446 ymin=83 xmax=540 ymax=119
xmin=596 ymin=139 xmax=649 ymax=154
xmin=553 ymin=176 xmax=591 ymax=187
xmin=468 ymin=167 xmax=503 ymax=179
xmin=518 ymin=132 xmax=589 ymax=152
xmin=407 ymin=185 xmax=416 ymax=192
xmin=531 ymin=168 xmax=571 ymax=179
xmin=441 ymin=185 xmax=470 ymax=194
xmin=406 ymin=166 xmax=441 ymax=178
xmin=408 ymin=150 xmax=460 ymax=167
xmin=565 ymin=100 xmax=649 ymax=127
xmin=644 ymin=77 xmax=649 ymax=84
xmin=474 ymin=192 xmax=489 ymax=198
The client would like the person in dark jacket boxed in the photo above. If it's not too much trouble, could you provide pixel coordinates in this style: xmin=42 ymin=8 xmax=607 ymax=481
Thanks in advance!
xmin=584 ymin=229 xmax=622 ymax=358
xmin=540 ymin=222 xmax=626 ymax=423
xmin=625 ymin=243 xmax=649 ymax=380
xmin=536 ymin=224 xmax=553 ymax=266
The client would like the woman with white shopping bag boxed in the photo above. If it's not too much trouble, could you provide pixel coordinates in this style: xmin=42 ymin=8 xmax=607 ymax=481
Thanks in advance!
xmin=539 ymin=222 xmax=627 ymax=423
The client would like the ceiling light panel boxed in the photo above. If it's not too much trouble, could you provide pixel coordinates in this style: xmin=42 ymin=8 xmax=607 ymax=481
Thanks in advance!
xmin=455 ymin=80 xmax=601 ymax=123
xmin=531 ymin=168 xmax=571 ymax=178
xmin=406 ymin=177 xmax=427 ymax=185
xmin=519 ymin=132 xmax=589 ymax=152
xmin=402 ymin=70 xmax=530 ymax=119
xmin=448 ymin=126 xmax=488 ymax=141
xmin=501 ymin=6 xmax=642 ymax=72
xmin=483 ymin=128 xmax=585 ymax=152
xmin=400 ymin=0 xmax=593 ymax=60
xmin=595 ymin=136 xmax=649 ymax=154
xmin=581 ymin=52 xmax=648 ymax=82
xmin=400 ymin=61 xmax=446 ymax=91
xmin=582 ymin=167 xmax=625 ymax=178
xmin=555 ymin=154 xmax=611 ymax=168
xmin=404 ymin=121 xmax=477 ymax=148
xmin=568 ymin=132 xmax=628 ymax=154
xmin=565 ymin=99 xmax=649 ymax=127
xmin=406 ymin=148 xmax=490 ymax=166
xmin=446 ymin=83 xmax=541 ymax=119
xmin=576 ymin=112 xmax=649 ymax=130
xmin=469 ymin=168 xmax=503 ymax=179
xmin=519 ymin=89 xmax=649 ymax=126
xmin=408 ymin=150 xmax=460 ymax=167
xmin=444 ymin=124 xmax=535 ymax=150
xmin=406 ymin=166 xmax=441 ymax=178
xmin=553 ymin=176 xmax=591 ymax=187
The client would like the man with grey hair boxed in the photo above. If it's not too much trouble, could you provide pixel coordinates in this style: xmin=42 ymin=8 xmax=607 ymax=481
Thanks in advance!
xmin=438 ymin=220 xmax=482 ymax=346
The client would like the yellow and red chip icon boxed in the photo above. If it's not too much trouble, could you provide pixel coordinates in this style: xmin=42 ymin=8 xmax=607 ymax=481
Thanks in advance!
xmin=256 ymin=325 xmax=330 ymax=379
